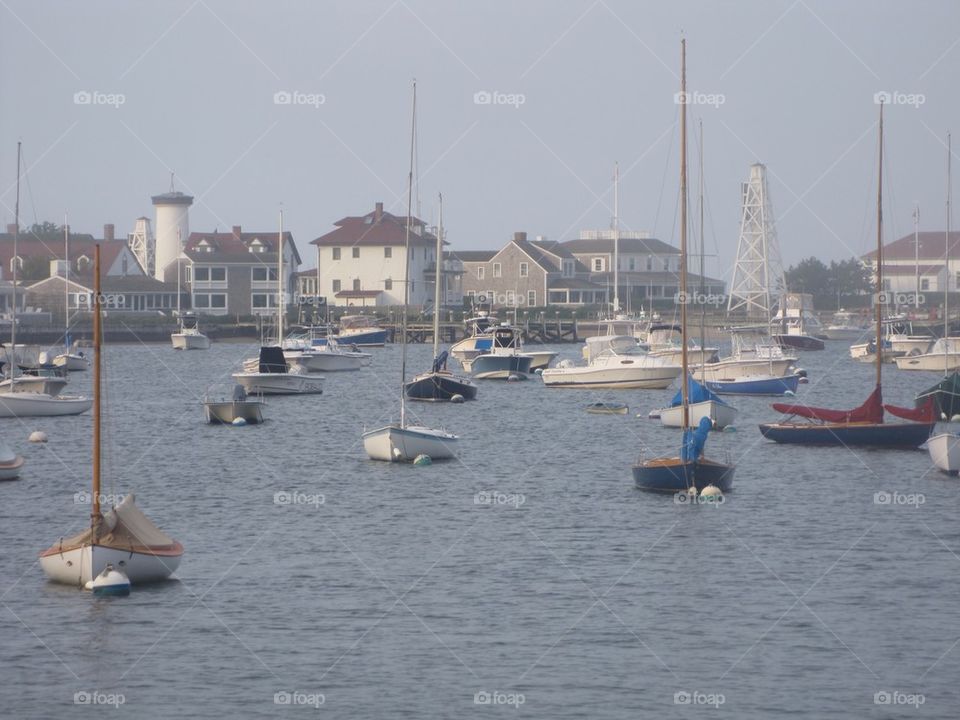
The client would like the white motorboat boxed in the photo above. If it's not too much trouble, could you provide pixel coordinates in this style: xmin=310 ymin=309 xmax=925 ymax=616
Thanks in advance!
xmin=203 ymin=385 xmax=265 ymax=424
xmin=40 ymin=242 xmax=183 ymax=587
xmin=850 ymin=319 xmax=932 ymax=362
xmin=364 ymin=82 xmax=458 ymax=462
xmin=927 ymin=431 xmax=960 ymax=474
xmin=769 ymin=293 xmax=827 ymax=350
xmin=541 ymin=348 xmax=682 ymax=389
xmin=0 ymin=440 xmax=24 ymax=480
xmin=172 ymin=248 xmax=210 ymax=349
xmin=692 ymin=326 xmax=796 ymax=382
xmin=233 ymin=347 xmax=324 ymax=395
xmin=450 ymin=312 xmax=498 ymax=363
xmin=644 ymin=323 xmax=719 ymax=365
xmin=895 ymin=338 xmax=960 ymax=372
xmin=0 ymin=391 xmax=91 ymax=418
xmin=823 ymin=310 xmax=868 ymax=341
xmin=282 ymin=336 xmax=368 ymax=372
xmin=461 ymin=324 xmax=534 ymax=379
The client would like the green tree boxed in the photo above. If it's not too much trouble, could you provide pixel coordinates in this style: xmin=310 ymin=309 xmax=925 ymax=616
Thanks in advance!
xmin=785 ymin=257 xmax=830 ymax=299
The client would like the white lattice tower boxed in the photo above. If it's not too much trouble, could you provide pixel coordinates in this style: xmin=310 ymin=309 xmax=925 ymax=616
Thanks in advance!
xmin=726 ymin=163 xmax=786 ymax=319
xmin=128 ymin=216 xmax=154 ymax=276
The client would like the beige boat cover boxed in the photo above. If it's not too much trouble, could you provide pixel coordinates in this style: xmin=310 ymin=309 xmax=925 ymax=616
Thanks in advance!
xmin=55 ymin=493 xmax=178 ymax=552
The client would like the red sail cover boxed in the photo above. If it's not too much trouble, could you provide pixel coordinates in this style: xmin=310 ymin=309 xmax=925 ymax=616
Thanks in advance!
xmin=884 ymin=396 xmax=936 ymax=422
xmin=771 ymin=385 xmax=884 ymax=423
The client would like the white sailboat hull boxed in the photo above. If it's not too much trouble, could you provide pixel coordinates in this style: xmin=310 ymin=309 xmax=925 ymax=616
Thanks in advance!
xmin=362 ymin=424 xmax=457 ymax=462
xmin=895 ymin=352 xmax=960 ymax=372
xmin=171 ymin=332 xmax=211 ymax=350
xmin=648 ymin=347 xmax=719 ymax=365
xmin=0 ymin=376 xmax=68 ymax=396
xmin=927 ymin=432 xmax=960 ymax=474
xmin=231 ymin=371 xmax=324 ymax=395
xmin=693 ymin=357 xmax=794 ymax=381
xmin=39 ymin=543 xmax=183 ymax=586
xmin=0 ymin=392 xmax=92 ymax=417
xmin=542 ymin=355 xmax=682 ymax=389
xmin=659 ymin=400 xmax=737 ymax=429
xmin=52 ymin=353 xmax=88 ymax=371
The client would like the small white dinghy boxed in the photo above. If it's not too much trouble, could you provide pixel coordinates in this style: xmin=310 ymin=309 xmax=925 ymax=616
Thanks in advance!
xmin=927 ymin=431 xmax=960 ymax=474
xmin=0 ymin=440 xmax=24 ymax=480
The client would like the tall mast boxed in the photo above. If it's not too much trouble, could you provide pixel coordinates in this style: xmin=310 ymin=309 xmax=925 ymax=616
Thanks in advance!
xmin=401 ymin=80 xmax=417 ymax=427
xmin=914 ymin=204 xmax=920 ymax=309
xmin=277 ymin=210 xmax=284 ymax=345
xmin=64 ymin=213 xmax=70 ymax=343
xmin=679 ymin=39 xmax=689 ymax=427
xmin=875 ymin=102 xmax=884 ymax=388
xmin=176 ymin=228 xmax=182 ymax=318
xmin=433 ymin=192 xmax=443 ymax=359
xmin=613 ymin=162 xmax=620 ymax=315
xmin=698 ymin=119 xmax=706 ymax=368
xmin=91 ymin=244 xmax=102 ymax=536
xmin=946 ymin=133 xmax=952 ymax=353
xmin=11 ymin=142 xmax=20 ymax=379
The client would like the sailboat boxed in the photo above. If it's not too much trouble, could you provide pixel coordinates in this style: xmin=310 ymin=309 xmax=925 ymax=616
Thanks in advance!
xmin=897 ymin=135 xmax=960 ymax=372
xmin=759 ymin=102 xmax=936 ymax=448
xmin=632 ymin=40 xmax=734 ymax=493
xmin=171 ymin=237 xmax=211 ymax=349
xmin=0 ymin=143 xmax=91 ymax=418
xmin=658 ymin=122 xmax=737 ymax=429
xmin=363 ymin=81 xmax=458 ymax=462
xmin=404 ymin=193 xmax=477 ymax=401
xmin=233 ymin=210 xmax=324 ymax=395
xmin=52 ymin=219 xmax=89 ymax=370
xmin=40 ymin=245 xmax=184 ymax=586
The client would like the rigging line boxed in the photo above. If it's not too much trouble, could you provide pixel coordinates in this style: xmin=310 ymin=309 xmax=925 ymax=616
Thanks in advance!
xmin=651 ymin=118 xmax=677 ymax=237
xmin=18 ymin=147 xmax=41 ymax=228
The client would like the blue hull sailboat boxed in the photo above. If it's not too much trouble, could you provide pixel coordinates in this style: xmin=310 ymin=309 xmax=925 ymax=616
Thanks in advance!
xmin=759 ymin=102 xmax=934 ymax=448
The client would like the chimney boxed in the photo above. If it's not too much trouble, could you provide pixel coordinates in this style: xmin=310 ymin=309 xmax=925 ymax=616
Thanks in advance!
xmin=6 ymin=223 xmax=16 ymax=235
xmin=374 ymin=202 xmax=383 ymax=222
xmin=103 ymin=223 xmax=115 ymax=242
xmin=514 ymin=231 xmax=527 ymax=243
xmin=232 ymin=225 xmax=242 ymax=239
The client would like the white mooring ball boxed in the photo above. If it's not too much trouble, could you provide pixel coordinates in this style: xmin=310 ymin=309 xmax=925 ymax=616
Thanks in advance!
xmin=231 ymin=417 xmax=247 ymax=426
xmin=29 ymin=431 xmax=48 ymax=443
xmin=450 ymin=394 xmax=465 ymax=404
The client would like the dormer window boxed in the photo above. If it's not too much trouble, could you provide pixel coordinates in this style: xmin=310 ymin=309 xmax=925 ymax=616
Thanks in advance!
xmin=249 ymin=238 xmax=266 ymax=253
xmin=197 ymin=239 xmax=214 ymax=253
xmin=9 ymin=256 xmax=22 ymax=272
xmin=77 ymin=255 xmax=91 ymax=272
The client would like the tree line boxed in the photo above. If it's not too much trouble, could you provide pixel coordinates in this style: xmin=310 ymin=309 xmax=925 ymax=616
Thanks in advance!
xmin=784 ymin=257 xmax=874 ymax=309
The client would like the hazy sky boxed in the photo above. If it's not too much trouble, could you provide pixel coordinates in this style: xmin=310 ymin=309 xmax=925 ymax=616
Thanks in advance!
xmin=1 ymin=1 xmax=957 ymax=284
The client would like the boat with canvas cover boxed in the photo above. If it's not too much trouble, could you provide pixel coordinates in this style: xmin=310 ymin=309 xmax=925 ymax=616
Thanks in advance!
xmin=658 ymin=375 xmax=737 ymax=429
xmin=39 ymin=244 xmax=183 ymax=586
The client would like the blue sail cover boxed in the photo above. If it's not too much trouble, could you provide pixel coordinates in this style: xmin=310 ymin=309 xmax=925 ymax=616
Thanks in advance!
xmin=670 ymin=374 xmax=723 ymax=407
xmin=431 ymin=350 xmax=449 ymax=373
xmin=680 ymin=416 xmax=713 ymax=461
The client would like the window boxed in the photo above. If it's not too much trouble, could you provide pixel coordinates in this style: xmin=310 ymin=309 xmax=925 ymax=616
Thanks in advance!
xmin=352 ymin=247 xmax=360 ymax=258
xmin=332 ymin=279 xmax=341 ymax=292
xmin=194 ymin=267 xmax=209 ymax=282
xmin=519 ymin=262 xmax=529 ymax=278
xmin=921 ymin=278 xmax=930 ymax=291
xmin=478 ymin=267 xmax=485 ymax=280
xmin=212 ymin=267 xmax=226 ymax=282
xmin=252 ymin=267 xmax=278 ymax=282
xmin=629 ymin=257 xmax=636 ymax=271
xmin=193 ymin=293 xmax=226 ymax=310
xmin=664 ymin=258 xmax=671 ymax=271
xmin=9 ymin=256 xmax=22 ymax=272
xmin=411 ymin=282 xmax=415 ymax=293
xmin=592 ymin=258 xmax=604 ymax=272
xmin=210 ymin=294 xmax=226 ymax=308
xmin=493 ymin=263 xmax=502 ymax=278
xmin=646 ymin=256 xmax=653 ymax=271
xmin=528 ymin=290 xmax=536 ymax=306
xmin=194 ymin=267 xmax=225 ymax=283
xmin=384 ymin=247 xmax=392 ymax=258
xmin=353 ymin=278 xmax=361 ymax=291
xmin=249 ymin=239 xmax=266 ymax=253
xmin=562 ymin=260 xmax=574 ymax=278
xmin=252 ymin=293 xmax=272 ymax=309
xmin=385 ymin=278 xmax=393 ymax=290
xmin=332 ymin=247 xmax=341 ymax=260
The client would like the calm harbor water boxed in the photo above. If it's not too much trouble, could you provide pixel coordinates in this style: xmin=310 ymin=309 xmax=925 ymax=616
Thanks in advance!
xmin=2 ymin=339 xmax=959 ymax=718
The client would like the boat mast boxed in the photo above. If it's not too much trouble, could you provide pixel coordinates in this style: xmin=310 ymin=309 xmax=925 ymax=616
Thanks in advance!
xmin=914 ymin=204 xmax=920 ymax=309
xmin=11 ymin=142 xmax=19 ymax=382
xmin=64 ymin=213 xmax=69 ymax=346
xmin=92 ymin=244 xmax=102 ymax=537
xmin=176 ymin=228 xmax=182 ymax=320
xmin=698 ymin=119 xmax=706 ymax=368
xmin=401 ymin=80 xmax=417 ymax=427
xmin=613 ymin=162 xmax=620 ymax=316
xmin=433 ymin=192 xmax=443 ymax=360
xmin=277 ymin=209 xmax=284 ymax=345
xmin=946 ymin=132 xmax=952 ymax=358
xmin=679 ymin=40 xmax=689 ymax=427
xmin=875 ymin=101 xmax=884 ymax=388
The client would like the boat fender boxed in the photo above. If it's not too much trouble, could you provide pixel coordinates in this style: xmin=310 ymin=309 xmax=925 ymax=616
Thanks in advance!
xmin=534 ymin=368 xmax=543 ymax=375
xmin=232 ymin=417 xmax=247 ymax=426
xmin=450 ymin=394 xmax=465 ymax=404
xmin=507 ymin=374 xmax=522 ymax=382
xmin=28 ymin=431 xmax=48 ymax=443
xmin=413 ymin=454 xmax=432 ymax=466
xmin=795 ymin=368 xmax=807 ymax=378
xmin=700 ymin=484 xmax=723 ymax=501
xmin=783 ymin=390 xmax=795 ymax=397
xmin=798 ymin=377 xmax=809 ymax=384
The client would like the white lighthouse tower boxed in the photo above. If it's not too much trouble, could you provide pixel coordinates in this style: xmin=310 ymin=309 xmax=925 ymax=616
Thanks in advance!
xmin=152 ymin=182 xmax=193 ymax=282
